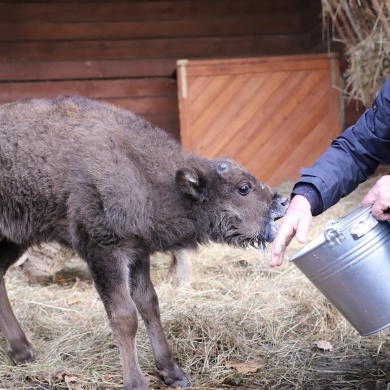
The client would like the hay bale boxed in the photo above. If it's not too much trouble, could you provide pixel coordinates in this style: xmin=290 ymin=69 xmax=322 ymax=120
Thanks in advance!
xmin=322 ymin=0 xmax=390 ymax=105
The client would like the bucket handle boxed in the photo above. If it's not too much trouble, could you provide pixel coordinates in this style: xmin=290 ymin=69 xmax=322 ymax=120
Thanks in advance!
xmin=324 ymin=227 xmax=345 ymax=247
xmin=324 ymin=206 xmax=378 ymax=245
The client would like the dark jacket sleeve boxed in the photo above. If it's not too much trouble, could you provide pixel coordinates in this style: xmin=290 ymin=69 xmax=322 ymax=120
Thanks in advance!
xmin=293 ymin=77 xmax=390 ymax=214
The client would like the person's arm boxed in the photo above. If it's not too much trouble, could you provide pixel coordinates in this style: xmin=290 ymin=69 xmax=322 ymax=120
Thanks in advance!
xmin=297 ymin=77 xmax=390 ymax=212
xmin=271 ymin=77 xmax=390 ymax=266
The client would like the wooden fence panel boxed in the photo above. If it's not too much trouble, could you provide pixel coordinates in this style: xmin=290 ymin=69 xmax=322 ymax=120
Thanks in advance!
xmin=177 ymin=54 xmax=341 ymax=186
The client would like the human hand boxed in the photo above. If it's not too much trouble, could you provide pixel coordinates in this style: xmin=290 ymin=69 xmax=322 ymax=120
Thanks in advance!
xmin=362 ymin=175 xmax=390 ymax=221
xmin=270 ymin=195 xmax=312 ymax=267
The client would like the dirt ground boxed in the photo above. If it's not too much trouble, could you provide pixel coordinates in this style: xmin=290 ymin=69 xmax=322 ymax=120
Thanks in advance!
xmin=1 ymin=169 xmax=390 ymax=390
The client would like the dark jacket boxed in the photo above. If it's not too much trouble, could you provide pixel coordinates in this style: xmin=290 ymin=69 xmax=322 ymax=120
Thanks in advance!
xmin=293 ymin=77 xmax=390 ymax=215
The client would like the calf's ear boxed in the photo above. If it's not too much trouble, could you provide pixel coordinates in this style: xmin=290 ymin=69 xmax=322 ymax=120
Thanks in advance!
xmin=176 ymin=167 xmax=208 ymax=202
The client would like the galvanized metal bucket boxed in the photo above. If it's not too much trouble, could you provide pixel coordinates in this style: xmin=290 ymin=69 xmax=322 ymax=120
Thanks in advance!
xmin=290 ymin=206 xmax=390 ymax=336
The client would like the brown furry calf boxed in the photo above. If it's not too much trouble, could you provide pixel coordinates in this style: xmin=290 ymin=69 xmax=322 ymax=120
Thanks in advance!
xmin=0 ymin=96 xmax=288 ymax=390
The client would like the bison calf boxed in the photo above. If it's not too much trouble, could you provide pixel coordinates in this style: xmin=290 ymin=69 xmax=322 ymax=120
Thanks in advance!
xmin=0 ymin=96 xmax=288 ymax=389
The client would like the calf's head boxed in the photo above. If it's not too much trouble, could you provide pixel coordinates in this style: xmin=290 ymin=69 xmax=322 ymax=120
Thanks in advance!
xmin=176 ymin=158 xmax=289 ymax=249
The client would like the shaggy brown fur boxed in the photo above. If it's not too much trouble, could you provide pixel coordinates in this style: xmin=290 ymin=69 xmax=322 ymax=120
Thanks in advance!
xmin=0 ymin=96 xmax=288 ymax=390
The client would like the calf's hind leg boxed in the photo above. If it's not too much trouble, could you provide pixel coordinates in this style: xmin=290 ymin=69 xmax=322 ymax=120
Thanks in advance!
xmin=85 ymin=245 xmax=188 ymax=389
xmin=0 ymin=238 xmax=34 ymax=363
xmin=84 ymin=247 xmax=148 ymax=390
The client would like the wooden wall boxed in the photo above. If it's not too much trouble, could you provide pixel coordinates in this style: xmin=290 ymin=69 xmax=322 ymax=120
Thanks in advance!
xmin=0 ymin=0 xmax=323 ymax=140
xmin=1 ymin=0 xmax=363 ymax=183
xmin=178 ymin=54 xmax=341 ymax=186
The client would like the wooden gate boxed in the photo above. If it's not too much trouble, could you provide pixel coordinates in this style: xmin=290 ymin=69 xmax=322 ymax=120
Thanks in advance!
xmin=177 ymin=53 xmax=341 ymax=186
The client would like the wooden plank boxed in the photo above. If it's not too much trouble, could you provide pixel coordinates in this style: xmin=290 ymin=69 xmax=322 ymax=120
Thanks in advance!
xmin=265 ymin=120 xmax=332 ymax=185
xmin=185 ymin=58 xmax=332 ymax=77
xmin=241 ymin=71 xmax=330 ymax=166
xmin=181 ymin=54 xmax=339 ymax=77
xmin=0 ymin=1 xmax=301 ymax=23
xmin=251 ymin=88 xmax=330 ymax=172
xmin=203 ymin=71 xmax=309 ymax=159
xmin=0 ymin=59 xmax=177 ymax=81
xmin=183 ymin=76 xmax=213 ymax=106
xmin=179 ymin=53 xmax=339 ymax=68
xmin=194 ymin=74 xmax=270 ymax=157
xmin=0 ymin=35 xmax=304 ymax=62
xmin=191 ymin=72 xmax=292 ymax=155
xmin=0 ymin=16 xmax=301 ymax=42
xmin=187 ymin=73 xmax=288 ymax=157
xmin=186 ymin=70 xmax=308 ymax=156
xmin=103 ymin=96 xmax=178 ymax=115
xmin=190 ymin=75 xmax=238 ymax=130
xmin=217 ymin=70 xmax=326 ymax=163
xmin=0 ymin=78 xmax=177 ymax=102
xmin=253 ymin=106 xmax=330 ymax=184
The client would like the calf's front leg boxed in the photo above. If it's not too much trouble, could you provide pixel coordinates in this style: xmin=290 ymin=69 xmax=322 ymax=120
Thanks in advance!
xmin=130 ymin=255 xmax=189 ymax=387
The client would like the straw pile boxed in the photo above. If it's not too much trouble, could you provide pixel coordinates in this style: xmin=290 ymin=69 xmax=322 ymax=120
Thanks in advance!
xmin=1 ymin=172 xmax=390 ymax=389
xmin=322 ymin=0 xmax=390 ymax=105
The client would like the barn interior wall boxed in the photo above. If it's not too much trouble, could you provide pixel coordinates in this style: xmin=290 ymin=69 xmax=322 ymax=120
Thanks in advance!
xmin=0 ymin=0 xmax=359 ymax=140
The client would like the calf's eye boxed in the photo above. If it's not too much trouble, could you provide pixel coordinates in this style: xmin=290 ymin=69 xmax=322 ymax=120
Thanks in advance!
xmin=238 ymin=183 xmax=251 ymax=196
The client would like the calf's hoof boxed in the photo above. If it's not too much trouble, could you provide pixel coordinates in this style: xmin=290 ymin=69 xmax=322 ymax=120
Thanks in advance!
xmin=9 ymin=343 xmax=34 ymax=364
xmin=165 ymin=376 xmax=189 ymax=388
xmin=123 ymin=385 xmax=147 ymax=390
xmin=161 ymin=365 xmax=189 ymax=388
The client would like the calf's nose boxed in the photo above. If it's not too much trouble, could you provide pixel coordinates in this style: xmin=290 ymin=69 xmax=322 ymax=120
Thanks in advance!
xmin=273 ymin=195 xmax=289 ymax=218
xmin=279 ymin=196 xmax=289 ymax=208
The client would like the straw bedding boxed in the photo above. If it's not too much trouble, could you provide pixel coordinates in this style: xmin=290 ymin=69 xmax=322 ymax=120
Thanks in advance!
xmin=322 ymin=0 xmax=390 ymax=105
xmin=1 ymin=170 xmax=390 ymax=390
